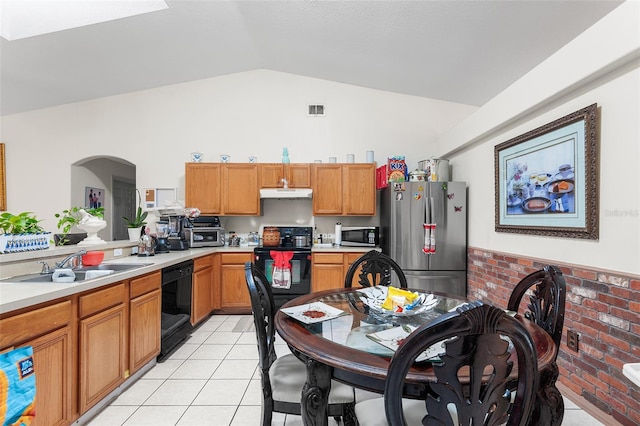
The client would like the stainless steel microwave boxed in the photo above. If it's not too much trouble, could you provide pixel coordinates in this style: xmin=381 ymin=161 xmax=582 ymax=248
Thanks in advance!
xmin=341 ymin=226 xmax=379 ymax=247
xmin=184 ymin=227 xmax=225 ymax=248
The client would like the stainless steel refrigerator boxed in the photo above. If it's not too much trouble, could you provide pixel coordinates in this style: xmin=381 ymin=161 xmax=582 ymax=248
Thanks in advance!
xmin=380 ymin=181 xmax=467 ymax=296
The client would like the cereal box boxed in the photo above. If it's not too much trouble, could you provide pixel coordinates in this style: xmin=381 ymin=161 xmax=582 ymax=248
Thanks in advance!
xmin=387 ymin=156 xmax=407 ymax=183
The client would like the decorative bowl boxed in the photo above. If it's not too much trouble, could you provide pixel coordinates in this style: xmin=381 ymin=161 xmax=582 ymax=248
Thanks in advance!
xmin=82 ymin=251 xmax=105 ymax=266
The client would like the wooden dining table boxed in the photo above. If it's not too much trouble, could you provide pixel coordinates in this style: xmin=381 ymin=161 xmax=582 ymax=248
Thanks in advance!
xmin=275 ymin=287 xmax=560 ymax=426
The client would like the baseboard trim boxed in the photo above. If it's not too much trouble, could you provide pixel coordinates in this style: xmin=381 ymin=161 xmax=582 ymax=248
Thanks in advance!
xmin=557 ymin=381 xmax=624 ymax=426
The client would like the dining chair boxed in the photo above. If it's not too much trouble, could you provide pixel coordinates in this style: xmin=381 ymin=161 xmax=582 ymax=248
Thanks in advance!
xmin=243 ymin=262 xmax=357 ymax=426
xmin=344 ymin=250 xmax=408 ymax=288
xmin=354 ymin=301 xmax=538 ymax=426
xmin=507 ymin=265 xmax=566 ymax=349
xmin=507 ymin=265 xmax=566 ymax=426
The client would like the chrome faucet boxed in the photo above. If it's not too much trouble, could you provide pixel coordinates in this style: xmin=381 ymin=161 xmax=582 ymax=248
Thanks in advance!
xmin=37 ymin=261 xmax=53 ymax=274
xmin=56 ymin=250 xmax=87 ymax=269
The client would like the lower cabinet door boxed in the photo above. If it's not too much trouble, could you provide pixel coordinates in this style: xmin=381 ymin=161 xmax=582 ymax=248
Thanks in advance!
xmin=28 ymin=326 xmax=72 ymax=426
xmin=130 ymin=289 xmax=161 ymax=373
xmin=79 ymin=304 xmax=127 ymax=413
xmin=221 ymin=263 xmax=251 ymax=309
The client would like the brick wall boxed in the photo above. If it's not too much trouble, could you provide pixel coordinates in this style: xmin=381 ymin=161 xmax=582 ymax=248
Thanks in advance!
xmin=467 ymin=247 xmax=640 ymax=426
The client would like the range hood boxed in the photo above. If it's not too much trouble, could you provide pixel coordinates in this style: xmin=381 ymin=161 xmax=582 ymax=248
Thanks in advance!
xmin=260 ymin=188 xmax=313 ymax=199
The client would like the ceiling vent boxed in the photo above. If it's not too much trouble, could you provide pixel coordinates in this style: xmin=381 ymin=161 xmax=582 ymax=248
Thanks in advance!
xmin=308 ymin=105 xmax=325 ymax=116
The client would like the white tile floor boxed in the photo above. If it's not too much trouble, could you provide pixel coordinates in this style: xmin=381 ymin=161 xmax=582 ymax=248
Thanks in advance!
xmin=87 ymin=314 xmax=606 ymax=426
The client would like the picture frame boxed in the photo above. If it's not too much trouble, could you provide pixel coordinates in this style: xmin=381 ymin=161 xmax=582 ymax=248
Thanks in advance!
xmin=85 ymin=187 xmax=105 ymax=210
xmin=494 ymin=104 xmax=598 ymax=239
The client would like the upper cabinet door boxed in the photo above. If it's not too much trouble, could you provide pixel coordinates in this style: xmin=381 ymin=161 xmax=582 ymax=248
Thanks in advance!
xmin=260 ymin=163 xmax=311 ymax=188
xmin=287 ymin=164 xmax=311 ymax=188
xmin=223 ymin=164 xmax=260 ymax=215
xmin=312 ymin=164 xmax=343 ymax=215
xmin=185 ymin=163 xmax=222 ymax=215
xmin=259 ymin=164 xmax=284 ymax=188
xmin=344 ymin=163 xmax=376 ymax=215
xmin=312 ymin=163 xmax=376 ymax=216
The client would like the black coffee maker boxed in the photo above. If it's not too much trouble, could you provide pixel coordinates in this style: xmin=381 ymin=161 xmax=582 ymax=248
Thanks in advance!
xmin=154 ymin=221 xmax=171 ymax=253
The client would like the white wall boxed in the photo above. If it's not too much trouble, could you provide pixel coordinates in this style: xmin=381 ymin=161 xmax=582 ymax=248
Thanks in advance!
xmin=0 ymin=70 xmax=475 ymax=235
xmin=438 ymin=1 xmax=640 ymax=275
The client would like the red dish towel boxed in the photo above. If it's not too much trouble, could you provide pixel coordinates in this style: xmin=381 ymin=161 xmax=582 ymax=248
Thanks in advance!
xmin=271 ymin=251 xmax=293 ymax=289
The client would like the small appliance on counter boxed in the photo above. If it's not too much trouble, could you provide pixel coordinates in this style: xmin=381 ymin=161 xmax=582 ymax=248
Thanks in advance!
xmin=154 ymin=221 xmax=171 ymax=253
xmin=341 ymin=226 xmax=379 ymax=247
xmin=162 ymin=214 xmax=224 ymax=249
xmin=164 ymin=215 xmax=190 ymax=251
xmin=184 ymin=216 xmax=224 ymax=248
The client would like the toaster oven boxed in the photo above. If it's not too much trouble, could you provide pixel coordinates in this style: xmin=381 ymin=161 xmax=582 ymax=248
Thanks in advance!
xmin=184 ymin=227 xmax=225 ymax=248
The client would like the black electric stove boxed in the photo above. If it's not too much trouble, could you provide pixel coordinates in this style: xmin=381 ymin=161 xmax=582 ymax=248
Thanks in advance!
xmin=255 ymin=226 xmax=313 ymax=251
xmin=254 ymin=226 xmax=312 ymax=309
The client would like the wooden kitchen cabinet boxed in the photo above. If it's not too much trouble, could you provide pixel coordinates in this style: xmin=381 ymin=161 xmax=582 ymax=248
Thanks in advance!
xmin=185 ymin=163 xmax=222 ymax=215
xmin=0 ymin=300 xmax=73 ymax=426
xmin=28 ymin=326 xmax=73 ymax=426
xmin=192 ymin=254 xmax=215 ymax=325
xmin=220 ymin=252 xmax=252 ymax=312
xmin=312 ymin=251 xmax=370 ymax=291
xmin=129 ymin=271 xmax=161 ymax=374
xmin=222 ymin=164 xmax=260 ymax=215
xmin=78 ymin=283 xmax=127 ymax=414
xmin=312 ymin=253 xmax=346 ymax=292
xmin=185 ymin=163 xmax=260 ymax=216
xmin=343 ymin=163 xmax=376 ymax=215
xmin=260 ymin=163 xmax=311 ymax=188
xmin=312 ymin=163 xmax=376 ymax=216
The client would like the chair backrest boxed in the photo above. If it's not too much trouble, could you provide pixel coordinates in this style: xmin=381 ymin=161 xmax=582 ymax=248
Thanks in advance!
xmin=507 ymin=265 xmax=566 ymax=349
xmin=244 ymin=262 xmax=277 ymax=370
xmin=344 ymin=250 xmax=408 ymax=288
xmin=384 ymin=301 xmax=538 ymax=426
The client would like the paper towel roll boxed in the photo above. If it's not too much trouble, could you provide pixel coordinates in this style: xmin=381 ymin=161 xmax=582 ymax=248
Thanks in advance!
xmin=335 ymin=222 xmax=342 ymax=246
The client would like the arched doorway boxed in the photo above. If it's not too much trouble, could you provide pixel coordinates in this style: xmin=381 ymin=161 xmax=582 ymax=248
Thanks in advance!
xmin=71 ymin=156 xmax=136 ymax=241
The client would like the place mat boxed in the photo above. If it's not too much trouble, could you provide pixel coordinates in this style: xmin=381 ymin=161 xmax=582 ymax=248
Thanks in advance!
xmin=280 ymin=302 xmax=348 ymax=324
xmin=366 ymin=325 xmax=445 ymax=362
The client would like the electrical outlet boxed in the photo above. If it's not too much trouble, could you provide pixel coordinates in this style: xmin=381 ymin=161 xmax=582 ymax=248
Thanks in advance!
xmin=567 ymin=330 xmax=579 ymax=352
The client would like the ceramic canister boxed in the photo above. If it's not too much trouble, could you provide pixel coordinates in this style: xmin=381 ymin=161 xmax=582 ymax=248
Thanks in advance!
xmin=262 ymin=227 xmax=281 ymax=247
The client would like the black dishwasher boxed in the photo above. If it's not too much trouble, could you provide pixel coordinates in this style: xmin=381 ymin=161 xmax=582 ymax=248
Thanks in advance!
xmin=158 ymin=260 xmax=193 ymax=361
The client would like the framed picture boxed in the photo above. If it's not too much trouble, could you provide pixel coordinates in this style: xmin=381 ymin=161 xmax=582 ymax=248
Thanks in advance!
xmin=495 ymin=104 xmax=598 ymax=239
xmin=85 ymin=187 xmax=105 ymax=210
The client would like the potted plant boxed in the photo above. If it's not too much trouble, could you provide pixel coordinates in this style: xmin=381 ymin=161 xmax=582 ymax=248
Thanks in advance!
xmin=122 ymin=189 xmax=148 ymax=241
xmin=54 ymin=206 xmax=104 ymax=246
xmin=0 ymin=212 xmax=49 ymax=253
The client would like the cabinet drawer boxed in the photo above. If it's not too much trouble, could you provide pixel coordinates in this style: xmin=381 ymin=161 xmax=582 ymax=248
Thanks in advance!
xmin=0 ymin=300 xmax=72 ymax=349
xmin=194 ymin=255 xmax=214 ymax=271
xmin=130 ymin=271 xmax=161 ymax=299
xmin=221 ymin=253 xmax=252 ymax=264
xmin=313 ymin=253 xmax=344 ymax=264
xmin=79 ymin=282 xmax=126 ymax=318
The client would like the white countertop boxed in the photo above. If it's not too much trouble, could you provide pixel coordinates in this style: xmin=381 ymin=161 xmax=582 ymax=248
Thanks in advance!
xmin=0 ymin=244 xmax=374 ymax=315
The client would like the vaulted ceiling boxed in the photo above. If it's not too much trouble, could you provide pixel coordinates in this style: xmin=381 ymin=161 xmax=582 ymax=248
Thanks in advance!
xmin=0 ymin=0 xmax=623 ymax=115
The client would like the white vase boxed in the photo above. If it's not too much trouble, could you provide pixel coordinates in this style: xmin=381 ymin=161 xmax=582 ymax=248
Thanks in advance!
xmin=77 ymin=218 xmax=108 ymax=246
xmin=128 ymin=227 xmax=142 ymax=242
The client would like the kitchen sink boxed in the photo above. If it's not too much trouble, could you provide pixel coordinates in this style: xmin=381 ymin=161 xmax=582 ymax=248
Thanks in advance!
xmin=75 ymin=263 xmax=153 ymax=272
xmin=3 ymin=263 xmax=153 ymax=283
